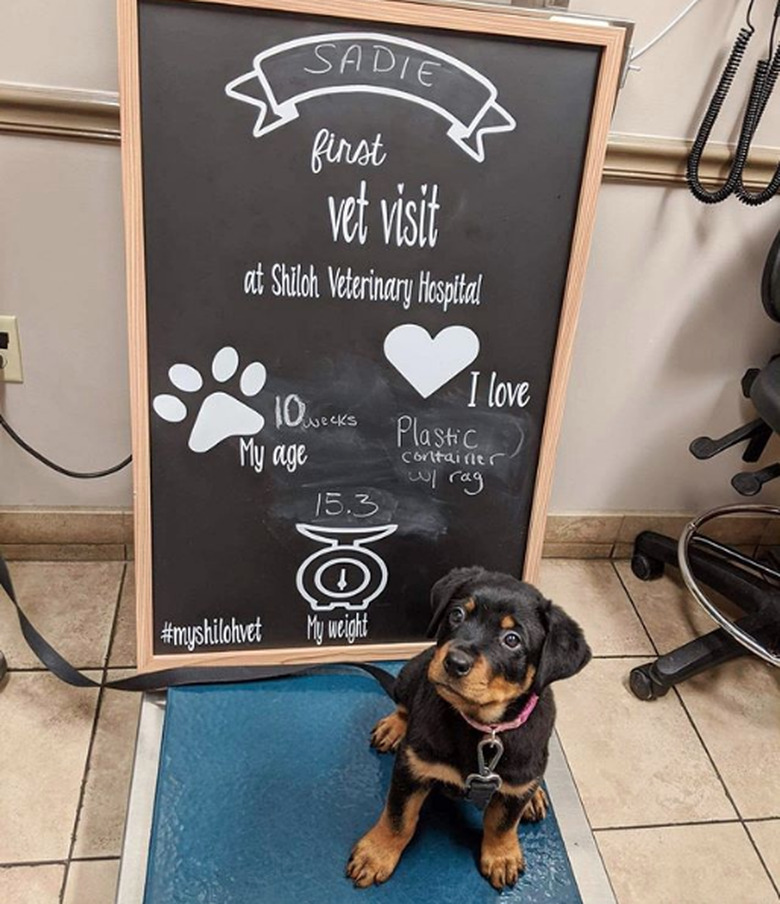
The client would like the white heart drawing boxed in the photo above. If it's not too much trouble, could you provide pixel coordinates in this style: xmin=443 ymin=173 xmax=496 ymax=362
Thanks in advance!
xmin=384 ymin=324 xmax=480 ymax=399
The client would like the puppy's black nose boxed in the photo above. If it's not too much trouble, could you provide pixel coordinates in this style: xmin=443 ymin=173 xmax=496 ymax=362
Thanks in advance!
xmin=444 ymin=648 xmax=473 ymax=678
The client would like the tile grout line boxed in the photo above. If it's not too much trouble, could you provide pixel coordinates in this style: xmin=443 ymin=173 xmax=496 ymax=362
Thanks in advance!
xmin=2 ymin=558 xmax=130 ymax=673
xmin=59 ymin=562 xmax=128 ymax=904
xmin=610 ymin=563 xmax=734 ymax=769
xmin=594 ymin=817 xmax=747 ymax=833
xmin=590 ymin=654 xmax=658 ymax=660
xmin=612 ymin=556 xmax=780 ymax=895
xmin=553 ymin=557 xmax=661 ymax=903
xmin=673 ymin=683 xmax=780 ymax=898
xmin=105 ymin=560 xmax=130 ymax=668
xmin=741 ymin=821 xmax=780 ymax=899
xmin=0 ymin=858 xmax=68 ymax=869
xmin=609 ymin=560 xmax=661 ymax=657
xmin=611 ymin=564 xmax=780 ymax=896
xmin=542 ymin=557 xmax=629 ymax=901
xmin=0 ymin=855 xmax=122 ymax=870
xmin=551 ymin=732 xmax=621 ymax=903
xmin=612 ymin=558 xmax=780 ymax=897
xmin=6 ymin=665 xmax=128 ymax=673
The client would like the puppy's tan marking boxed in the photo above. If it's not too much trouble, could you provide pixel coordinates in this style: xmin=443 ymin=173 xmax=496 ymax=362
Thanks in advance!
xmin=406 ymin=747 xmax=465 ymax=788
xmin=482 ymin=663 xmax=535 ymax=700
xmin=429 ymin=651 xmax=538 ymax=724
xmin=480 ymin=795 xmax=525 ymax=889
xmin=346 ymin=788 xmax=428 ymax=887
xmin=521 ymin=786 xmax=548 ymax=823
xmin=517 ymin=664 xmax=536 ymax=695
xmin=370 ymin=706 xmax=408 ymax=753
xmin=500 ymin=779 xmax=536 ymax=799
xmin=428 ymin=643 xmax=449 ymax=681
xmin=464 ymin=598 xmax=476 ymax=613
xmin=501 ymin=615 xmax=516 ymax=629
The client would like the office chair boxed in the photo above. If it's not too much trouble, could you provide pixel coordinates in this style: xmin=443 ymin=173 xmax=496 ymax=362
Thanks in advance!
xmin=630 ymin=506 xmax=780 ymax=700
xmin=688 ymin=225 xmax=780 ymax=495
xmin=628 ymin=229 xmax=780 ymax=700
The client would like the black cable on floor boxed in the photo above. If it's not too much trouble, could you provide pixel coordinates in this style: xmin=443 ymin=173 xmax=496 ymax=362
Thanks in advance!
xmin=0 ymin=410 xmax=131 ymax=479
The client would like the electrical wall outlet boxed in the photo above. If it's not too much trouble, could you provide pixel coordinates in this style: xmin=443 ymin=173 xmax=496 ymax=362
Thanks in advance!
xmin=0 ymin=315 xmax=23 ymax=383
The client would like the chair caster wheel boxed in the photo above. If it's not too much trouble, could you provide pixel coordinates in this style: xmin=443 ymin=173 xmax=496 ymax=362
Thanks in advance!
xmin=629 ymin=664 xmax=668 ymax=701
xmin=631 ymin=553 xmax=665 ymax=581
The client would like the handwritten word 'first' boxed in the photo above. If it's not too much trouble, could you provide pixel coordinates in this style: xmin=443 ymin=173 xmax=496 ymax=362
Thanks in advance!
xmin=311 ymin=129 xmax=387 ymax=175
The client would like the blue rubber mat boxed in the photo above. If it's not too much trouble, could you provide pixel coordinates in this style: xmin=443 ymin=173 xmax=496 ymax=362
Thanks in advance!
xmin=144 ymin=670 xmax=582 ymax=903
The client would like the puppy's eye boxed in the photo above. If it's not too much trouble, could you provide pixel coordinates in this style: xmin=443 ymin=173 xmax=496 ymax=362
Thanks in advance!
xmin=448 ymin=606 xmax=465 ymax=626
xmin=502 ymin=631 xmax=522 ymax=649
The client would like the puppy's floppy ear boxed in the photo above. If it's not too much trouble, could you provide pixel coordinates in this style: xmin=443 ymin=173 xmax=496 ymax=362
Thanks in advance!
xmin=534 ymin=599 xmax=591 ymax=690
xmin=426 ymin=566 xmax=484 ymax=637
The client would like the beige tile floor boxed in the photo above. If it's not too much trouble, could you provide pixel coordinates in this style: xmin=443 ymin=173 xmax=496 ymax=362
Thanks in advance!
xmin=0 ymin=558 xmax=778 ymax=903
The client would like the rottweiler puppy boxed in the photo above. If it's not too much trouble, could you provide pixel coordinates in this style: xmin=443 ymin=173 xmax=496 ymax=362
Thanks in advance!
xmin=346 ymin=566 xmax=590 ymax=890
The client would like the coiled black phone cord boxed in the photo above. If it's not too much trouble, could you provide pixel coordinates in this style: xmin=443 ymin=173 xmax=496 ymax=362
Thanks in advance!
xmin=687 ymin=25 xmax=756 ymax=203
xmin=736 ymin=8 xmax=780 ymax=205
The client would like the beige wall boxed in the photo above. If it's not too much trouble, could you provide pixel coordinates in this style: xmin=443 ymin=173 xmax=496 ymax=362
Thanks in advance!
xmin=0 ymin=1 xmax=119 ymax=91
xmin=0 ymin=134 xmax=131 ymax=506
xmin=552 ymin=182 xmax=780 ymax=511
xmin=572 ymin=0 xmax=780 ymax=142
xmin=2 ymin=1 xmax=780 ymax=511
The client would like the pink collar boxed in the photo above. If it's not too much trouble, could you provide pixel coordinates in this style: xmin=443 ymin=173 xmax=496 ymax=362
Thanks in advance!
xmin=459 ymin=693 xmax=539 ymax=736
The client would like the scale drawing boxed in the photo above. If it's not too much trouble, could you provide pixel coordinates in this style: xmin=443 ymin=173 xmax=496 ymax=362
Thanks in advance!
xmin=295 ymin=523 xmax=398 ymax=611
xmin=225 ymin=32 xmax=516 ymax=163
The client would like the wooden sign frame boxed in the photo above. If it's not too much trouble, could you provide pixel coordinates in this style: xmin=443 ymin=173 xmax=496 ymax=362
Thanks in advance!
xmin=118 ymin=0 xmax=625 ymax=671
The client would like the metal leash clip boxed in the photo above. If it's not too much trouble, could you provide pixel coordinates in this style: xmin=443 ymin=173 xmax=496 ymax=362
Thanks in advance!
xmin=464 ymin=733 xmax=504 ymax=810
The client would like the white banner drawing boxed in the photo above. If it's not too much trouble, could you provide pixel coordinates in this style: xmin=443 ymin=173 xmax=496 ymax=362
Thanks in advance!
xmin=225 ymin=33 xmax=516 ymax=162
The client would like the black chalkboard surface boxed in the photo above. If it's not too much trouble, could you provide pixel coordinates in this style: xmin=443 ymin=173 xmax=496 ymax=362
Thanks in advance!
xmin=119 ymin=0 xmax=625 ymax=668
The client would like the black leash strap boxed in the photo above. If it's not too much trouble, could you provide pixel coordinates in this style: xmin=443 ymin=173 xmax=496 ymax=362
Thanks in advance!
xmin=0 ymin=553 xmax=396 ymax=698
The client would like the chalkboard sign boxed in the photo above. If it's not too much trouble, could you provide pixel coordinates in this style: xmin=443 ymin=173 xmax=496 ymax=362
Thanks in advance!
xmin=118 ymin=0 xmax=625 ymax=669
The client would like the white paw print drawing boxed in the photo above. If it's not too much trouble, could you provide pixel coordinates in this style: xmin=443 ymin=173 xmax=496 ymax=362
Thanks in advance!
xmin=152 ymin=346 xmax=266 ymax=453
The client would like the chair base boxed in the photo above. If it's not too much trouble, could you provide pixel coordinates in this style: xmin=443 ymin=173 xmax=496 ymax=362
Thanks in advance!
xmin=628 ymin=531 xmax=779 ymax=700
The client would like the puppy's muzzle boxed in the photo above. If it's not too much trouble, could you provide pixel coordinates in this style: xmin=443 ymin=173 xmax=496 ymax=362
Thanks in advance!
xmin=443 ymin=647 xmax=474 ymax=678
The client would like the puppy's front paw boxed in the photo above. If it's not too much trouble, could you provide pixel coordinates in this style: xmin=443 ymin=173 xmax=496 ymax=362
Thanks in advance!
xmin=521 ymin=786 xmax=548 ymax=823
xmin=480 ymin=837 xmax=525 ymax=889
xmin=370 ymin=708 xmax=407 ymax=753
xmin=346 ymin=830 xmax=402 ymax=888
